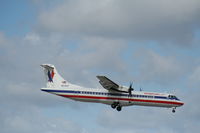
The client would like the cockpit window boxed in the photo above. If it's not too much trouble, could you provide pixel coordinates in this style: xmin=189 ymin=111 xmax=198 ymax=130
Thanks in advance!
xmin=168 ymin=95 xmax=180 ymax=100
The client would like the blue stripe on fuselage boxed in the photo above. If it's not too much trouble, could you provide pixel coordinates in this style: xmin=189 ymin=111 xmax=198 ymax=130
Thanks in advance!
xmin=41 ymin=89 xmax=177 ymax=101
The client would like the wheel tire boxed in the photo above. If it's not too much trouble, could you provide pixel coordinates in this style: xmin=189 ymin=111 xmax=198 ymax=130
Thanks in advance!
xmin=172 ymin=109 xmax=175 ymax=113
xmin=116 ymin=106 xmax=122 ymax=111
xmin=111 ymin=104 xmax=116 ymax=109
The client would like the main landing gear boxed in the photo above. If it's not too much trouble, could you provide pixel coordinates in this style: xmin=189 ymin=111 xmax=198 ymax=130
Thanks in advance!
xmin=172 ymin=107 xmax=176 ymax=113
xmin=111 ymin=102 xmax=122 ymax=111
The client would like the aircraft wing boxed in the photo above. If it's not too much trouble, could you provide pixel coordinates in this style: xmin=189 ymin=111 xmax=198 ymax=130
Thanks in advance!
xmin=97 ymin=76 xmax=120 ymax=91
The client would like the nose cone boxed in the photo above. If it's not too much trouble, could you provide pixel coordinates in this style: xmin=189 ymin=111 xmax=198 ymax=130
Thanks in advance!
xmin=179 ymin=101 xmax=184 ymax=106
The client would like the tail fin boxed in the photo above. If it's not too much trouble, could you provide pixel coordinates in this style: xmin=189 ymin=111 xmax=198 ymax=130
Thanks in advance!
xmin=41 ymin=64 xmax=68 ymax=88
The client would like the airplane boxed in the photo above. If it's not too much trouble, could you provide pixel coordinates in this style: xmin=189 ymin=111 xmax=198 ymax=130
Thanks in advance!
xmin=40 ymin=64 xmax=184 ymax=112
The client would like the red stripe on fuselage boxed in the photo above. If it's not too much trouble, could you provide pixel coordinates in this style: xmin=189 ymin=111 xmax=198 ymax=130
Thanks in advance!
xmin=58 ymin=94 xmax=183 ymax=106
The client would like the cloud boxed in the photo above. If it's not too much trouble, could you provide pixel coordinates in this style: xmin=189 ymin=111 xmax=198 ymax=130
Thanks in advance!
xmin=132 ymin=48 xmax=183 ymax=86
xmin=24 ymin=33 xmax=41 ymax=45
xmin=45 ymin=36 xmax=129 ymax=87
xmin=38 ymin=0 xmax=200 ymax=45
xmin=0 ymin=32 xmax=7 ymax=46
xmin=0 ymin=105 xmax=83 ymax=133
xmin=188 ymin=66 xmax=200 ymax=88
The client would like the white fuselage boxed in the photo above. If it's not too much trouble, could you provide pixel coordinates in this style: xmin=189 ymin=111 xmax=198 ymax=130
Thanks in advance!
xmin=41 ymin=85 xmax=184 ymax=108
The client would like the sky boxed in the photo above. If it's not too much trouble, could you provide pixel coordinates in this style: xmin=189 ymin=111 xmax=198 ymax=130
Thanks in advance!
xmin=0 ymin=0 xmax=200 ymax=133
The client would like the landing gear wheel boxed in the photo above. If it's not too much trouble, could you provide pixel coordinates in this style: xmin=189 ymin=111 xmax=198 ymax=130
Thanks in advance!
xmin=111 ymin=104 xmax=117 ymax=109
xmin=111 ymin=102 xmax=119 ymax=109
xmin=172 ymin=108 xmax=176 ymax=113
xmin=116 ymin=106 xmax=122 ymax=111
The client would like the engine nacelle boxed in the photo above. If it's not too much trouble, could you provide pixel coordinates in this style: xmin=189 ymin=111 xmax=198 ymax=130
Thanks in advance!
xmin=117 ymin=86 xmax=129 ymax=93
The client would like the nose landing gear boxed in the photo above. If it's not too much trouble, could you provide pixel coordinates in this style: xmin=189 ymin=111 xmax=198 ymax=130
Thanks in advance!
xmin=172 ymin=107 xmax=176 ymax=113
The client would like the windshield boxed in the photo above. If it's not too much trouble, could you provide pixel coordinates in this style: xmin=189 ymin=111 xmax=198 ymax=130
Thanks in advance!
xmin=168 ymin=95 xmax=180 ymax=100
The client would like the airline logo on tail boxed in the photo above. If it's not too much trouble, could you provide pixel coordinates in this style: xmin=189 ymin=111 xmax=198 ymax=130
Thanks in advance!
xmin=48 ymin=70 xmax=54 ymax=82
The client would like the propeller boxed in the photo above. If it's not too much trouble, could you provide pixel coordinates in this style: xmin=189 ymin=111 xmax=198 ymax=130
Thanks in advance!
xmin=128 ymin=82 xmax=134 ymax=96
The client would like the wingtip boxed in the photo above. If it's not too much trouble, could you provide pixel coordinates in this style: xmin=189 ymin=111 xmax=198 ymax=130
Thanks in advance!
xmin=96 ymin=75 xmax=105 ymax=79
xmin=40 ymin=64 xmax=55 ymax=69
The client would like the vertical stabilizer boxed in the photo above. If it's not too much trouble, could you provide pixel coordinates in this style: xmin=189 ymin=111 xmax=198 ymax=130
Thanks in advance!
xmin=41 ymin=64 xmax=68 ymax=88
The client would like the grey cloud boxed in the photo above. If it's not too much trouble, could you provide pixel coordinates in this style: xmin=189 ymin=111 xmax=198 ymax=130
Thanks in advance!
xmin=52 ymin=36 xmax=129 ymax=87
xmin=38 ymin=0 xmax=200 ymax=45
xmin=188 ymin=66 xmax=200 ymax=88
xmin=0 ymin=105 xmax=82 ymax=133
xmin=131 ymin=48 xmax=186 ymax=87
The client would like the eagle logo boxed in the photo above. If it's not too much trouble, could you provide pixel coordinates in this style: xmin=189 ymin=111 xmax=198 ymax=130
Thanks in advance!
xmin=47 ymin=70 xmax=54 ymax=82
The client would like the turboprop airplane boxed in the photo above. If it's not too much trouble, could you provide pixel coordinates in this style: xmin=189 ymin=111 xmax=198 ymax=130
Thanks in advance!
xmin=40 ymin=64 xmax=184 ymax=112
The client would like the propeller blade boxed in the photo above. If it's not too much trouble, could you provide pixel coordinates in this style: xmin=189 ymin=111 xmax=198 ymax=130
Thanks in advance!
xmin=130 ymin=82 xmax=134 ymax=90
xmin=128 ymin=82 xmax=134 ymax=96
